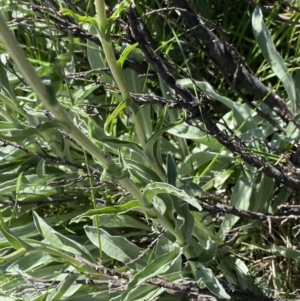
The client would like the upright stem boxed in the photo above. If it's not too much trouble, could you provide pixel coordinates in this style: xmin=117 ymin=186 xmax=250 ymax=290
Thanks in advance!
xmin=0 ymin=13 xmax=114 ymax=169
xmin=94 ymin=0 xmax=147 ymax=148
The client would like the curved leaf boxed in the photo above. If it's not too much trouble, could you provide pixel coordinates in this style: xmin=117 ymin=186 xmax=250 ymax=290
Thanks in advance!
xmin=120 ymin=249 xmax=181 ymax=301
xmin=195 ymin=263 xmax=230 ymax=299
xmin=84 ymin=226 xmax=148 ymax=270
xmin=143 ymin=182 xmax=202 ymax=212
xmin=252 ymin=7 xmax=296 ymax=113
xmin=33 ymin=212 xmax=94 ymax=262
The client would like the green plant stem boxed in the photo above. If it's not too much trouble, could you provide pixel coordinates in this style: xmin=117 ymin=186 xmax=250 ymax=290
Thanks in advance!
xmin=0 ymin=19 xmax=65 ymax=158
xmin=94 ymin=0 xmax=166 ymax=182
xmin=94 ymin=0 xmax=147 ymax=148
xmin=84 ymin=150 xmax=102 ymax=262
xmin=0 ymin=14 xmax=114 ymax=169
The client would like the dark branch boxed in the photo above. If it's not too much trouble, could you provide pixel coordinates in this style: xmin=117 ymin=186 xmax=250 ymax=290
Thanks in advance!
xmin=127 ymin=3 xmax=300 ymax=191
xmin=170 ymin=0 xmax=298 ymax=127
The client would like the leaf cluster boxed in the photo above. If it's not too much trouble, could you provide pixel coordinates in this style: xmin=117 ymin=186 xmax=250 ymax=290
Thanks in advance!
xmin=0 ymin=1 xmax=300 ymax=301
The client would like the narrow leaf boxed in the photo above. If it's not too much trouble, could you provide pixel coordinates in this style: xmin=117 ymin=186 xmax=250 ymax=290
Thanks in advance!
xmin=218 ymin=171 xmax=253 ymax=237
xmin=104 ymin=101 xmax=127 ymax=135
xmin=195 ymin=263 xmax=230 ymax=299
xmin=177 ymin=79 xmax=235 ymax=109
xmin=121 ymin=249 xmax=181 ymax=301
xmin=0 ymin=213 xmax=30 ymax=250
xmin=45 ymin=274 xmax=79 ymax=301
xmin=252 ymin=7 xmax=296 ymax=112
xmin=33 ymin=212 xmax=94 ymax=262
xmin=71 ymin=200 xmax=142 ymax=223
xmin=85 ymin=226 xmax=148 ymax=269
xmin=167 ymin=153 xmax=178 ymax=186
xmin=117 ymin=43 xmax=138 ymax=69
xmin=143 ymin=182 xmax=202 ymax=212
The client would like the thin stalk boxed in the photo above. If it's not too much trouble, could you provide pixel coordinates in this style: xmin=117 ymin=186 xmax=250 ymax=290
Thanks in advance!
xmin=94 ymin=0 xmax=167 ymax=182
xmin=0 ymin=21 xmax=64 ymax=157
xmin=94 ymin=0 xmax=147 ymax=148
xmin=84 ymin=150 xmax=102 ymax=262
xmin=0 ymin=13 xmax=114 ymax=169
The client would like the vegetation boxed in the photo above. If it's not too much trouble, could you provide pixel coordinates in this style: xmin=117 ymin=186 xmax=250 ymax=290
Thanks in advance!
xmin=0 ymin=0 xmax=300 ymax=300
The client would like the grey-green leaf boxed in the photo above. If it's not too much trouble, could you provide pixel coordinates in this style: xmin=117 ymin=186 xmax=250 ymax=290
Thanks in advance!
xmin=252 ymin=7 xmax=296 ymax=113
xmin=33 ymin=211 xmax=94 ymax=262
xmin=195 ymin=263 xmax=230 ymax=299
xmin=120 ymin=249 xmax=181 ymax=301
xmin=84 ymin=226 xmax=148 ymax=270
